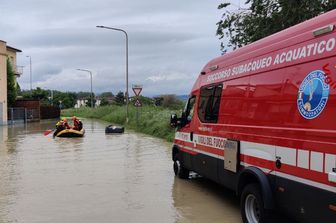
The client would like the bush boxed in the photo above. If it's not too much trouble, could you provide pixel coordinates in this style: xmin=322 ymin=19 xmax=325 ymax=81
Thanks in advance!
xmin=160 ymin=94 xmax=184 ymax=110
xmin=7 ymin=58 xmax=17 ymax=107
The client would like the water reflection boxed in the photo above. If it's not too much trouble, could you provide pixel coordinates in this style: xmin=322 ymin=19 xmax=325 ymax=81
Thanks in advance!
xmin=0 ymin=125 xmax=20 ymax=223
xmin=0 ymin=119 xmax=245 ymax=223
xmin=0 ymin=125 xmax=8 ymax=150
xmin=173 ymin=175 xmax=241 ymax=223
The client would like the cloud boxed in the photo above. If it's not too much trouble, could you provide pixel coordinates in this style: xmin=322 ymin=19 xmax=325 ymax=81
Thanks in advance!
xmin=0 ymin=0 xmax=228 ymax=96
xmin=146 ymin=72 xmax=190 ymax=82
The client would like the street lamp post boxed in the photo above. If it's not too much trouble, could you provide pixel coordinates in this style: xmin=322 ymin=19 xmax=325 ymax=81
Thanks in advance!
xmin=96 ymin=25 xmax=129 ymax=123
xmin=49 ymin=90 xmax=53 ymax=106
xmin=26 ymin=56 xmax=32 ymax=92
xmin=77 ymin=69 xmax=93 ymax=108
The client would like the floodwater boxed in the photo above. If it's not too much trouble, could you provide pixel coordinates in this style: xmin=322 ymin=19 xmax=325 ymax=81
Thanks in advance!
xmin=0 ymin=119 xmax=242 ymax=223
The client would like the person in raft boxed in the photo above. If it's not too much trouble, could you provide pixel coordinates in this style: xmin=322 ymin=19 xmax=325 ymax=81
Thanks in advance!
xmin=53 ymin=118 xmax=71 ymax=138
xmin=71 ymin=116 xmax=83 ymax=131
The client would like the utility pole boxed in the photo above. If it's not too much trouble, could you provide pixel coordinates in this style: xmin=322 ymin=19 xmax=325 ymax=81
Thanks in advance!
xmin=26 ymin=56 xmax=32 ymax=92
xmin=77 ymin=69 xmax=94 ymax=108
xmin=96 ymin=25 xmax=129 ymax=122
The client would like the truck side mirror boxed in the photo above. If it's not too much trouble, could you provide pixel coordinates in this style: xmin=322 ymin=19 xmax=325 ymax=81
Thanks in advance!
xmin=170 ymin=114 xmax=178 ymax=128
xmin=181 ymin=112 xmax=187 ymax=125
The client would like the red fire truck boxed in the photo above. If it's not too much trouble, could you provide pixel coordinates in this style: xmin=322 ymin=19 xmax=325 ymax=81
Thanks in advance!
xmin=170 ymin=10 xmax=336 ymax=223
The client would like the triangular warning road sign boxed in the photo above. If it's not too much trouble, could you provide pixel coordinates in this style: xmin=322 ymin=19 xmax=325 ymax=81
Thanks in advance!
xmin=132 ymin=88 xmax=142 ymax=96
xmin=134 ymin=99 xmax=142 ymax=107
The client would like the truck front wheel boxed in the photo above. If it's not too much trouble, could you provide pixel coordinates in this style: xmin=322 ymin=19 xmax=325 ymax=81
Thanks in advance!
xmin=173 ymin=155 xmax=190 ymax=179
xmin=241 ymin=183 xmax=271 ymax=223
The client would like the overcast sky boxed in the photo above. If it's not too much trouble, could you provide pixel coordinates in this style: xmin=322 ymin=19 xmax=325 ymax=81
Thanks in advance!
xmin=0 ymin=0 xmax=242 ymax=96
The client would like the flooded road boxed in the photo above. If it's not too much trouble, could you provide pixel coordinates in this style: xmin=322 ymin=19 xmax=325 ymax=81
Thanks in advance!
xmin=0 ymin=119 xmax=242 ymax=223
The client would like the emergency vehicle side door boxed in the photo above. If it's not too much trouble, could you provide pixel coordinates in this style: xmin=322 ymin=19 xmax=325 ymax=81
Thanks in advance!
xmin=195 ymin=84 xmax=223 ymax=182
xmin=181 ymin=96 xmax=196 ymax=169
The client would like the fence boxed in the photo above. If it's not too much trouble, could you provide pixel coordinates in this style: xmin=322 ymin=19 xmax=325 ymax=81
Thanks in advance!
xmin=8 ymin=108 xmax=26 ymax=125
xmin=7 ymin=107 xmax=40 ymax=125
xmin=40 ymin=106 xmax=60 ymax=119
xmin=26 ymin=108 xmax=40 ymax=121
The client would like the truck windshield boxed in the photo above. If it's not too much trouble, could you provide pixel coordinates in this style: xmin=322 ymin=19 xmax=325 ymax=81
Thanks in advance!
xmin=184 ymin=96 xmax=196 ymax=122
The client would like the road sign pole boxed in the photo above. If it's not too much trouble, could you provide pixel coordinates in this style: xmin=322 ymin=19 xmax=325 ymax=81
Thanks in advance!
xmin=136 ymin=106 xmax=139 ymax=127
xmin=132 ymin=84 xmax=143 ymax=128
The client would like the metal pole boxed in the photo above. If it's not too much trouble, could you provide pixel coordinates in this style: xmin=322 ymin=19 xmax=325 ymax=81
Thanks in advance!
xmin=96 ymin=25 xmax=129 ymax=123
xmin=11 ymin=108 xmax=13 ymax=125
xmin=76 ymin=69 xmax=94 ymax=109
xmin=26 ymin=56 xmax=32 ymax=92
xmin=24 ymin=108 xmax=27 ymax=125
xmin=30 ymin=57 xmax=32 ymax=91
xmin=125 ymin=32 xmax=129 ymax=123
xmin=136 ymin=106 xmax=139 ymax=127
xmin=90 ymin=71 xmax=93 ymax=108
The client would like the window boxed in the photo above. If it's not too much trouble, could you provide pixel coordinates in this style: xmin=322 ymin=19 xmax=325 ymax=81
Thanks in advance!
xmin=184 ymin=96 xmax=196 ymax=123
xmin=198 ymin=84 xmax=223 ymax=123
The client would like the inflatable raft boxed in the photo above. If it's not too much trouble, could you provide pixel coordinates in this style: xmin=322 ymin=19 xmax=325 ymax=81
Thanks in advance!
xmin=55 ymin=128 xmax=85 ymax=138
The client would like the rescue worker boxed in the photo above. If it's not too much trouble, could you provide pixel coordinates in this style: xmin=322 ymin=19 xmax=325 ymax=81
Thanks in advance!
xmin=62 ymin=118 xmax=71 ymax=129
xmin=71 ymin=116 xmax=83 ymax=131
xmin=53 ymin=118 xmax=70 ymax=138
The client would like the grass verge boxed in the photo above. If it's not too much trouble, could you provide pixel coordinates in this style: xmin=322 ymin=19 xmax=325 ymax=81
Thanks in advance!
xmin=61 ymin=105 xmax=181 ymax=142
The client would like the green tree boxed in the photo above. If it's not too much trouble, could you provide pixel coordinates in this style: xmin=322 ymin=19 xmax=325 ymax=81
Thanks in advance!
xmin=114 ymin=91 xmax=125 ymax=105
xmin=85 ymin=96 xmax=96 ymax=107
xmin=31 ymin=87 xmax=49 ymax=100
xmin=99 ymin=91 xmax=114 ymax=106
xmin=77 ymin=91 xmax=92 ymax=99
xmin=65 ymin=92 xmax=77 ymax=108
xmin=137 ymin=95 xmax=153 ymax=106
xmin=54 ymin=92 xmax=77 ymax=109
xmin=216 ymin=0 xmax=336 ymax=52
xmin=7 ymin=58 xmax=17 ymax=107
xmin=160 ymin=94 xmax=184 ymax=110
xmin=100 ymin=92 xmax=114 ymax=98
xmin=100 ymin=98 xmax=110 ymax=106
xmin=154 ymin=97 xmax=163 ymax=106
xmin=16 ymin=82 xmax=21 ymax=96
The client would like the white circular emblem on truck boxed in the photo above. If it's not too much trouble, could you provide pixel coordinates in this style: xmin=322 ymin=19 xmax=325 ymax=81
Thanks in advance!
xmin=297 ymin=70 xmax=330 ymax=119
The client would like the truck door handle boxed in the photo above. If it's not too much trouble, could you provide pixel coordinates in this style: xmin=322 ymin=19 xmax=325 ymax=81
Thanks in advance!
xmin=190 ymin=132 xmax=193 ymax=141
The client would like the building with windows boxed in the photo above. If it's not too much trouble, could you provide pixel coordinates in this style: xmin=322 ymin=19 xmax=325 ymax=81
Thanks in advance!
xmin=74 ymin=98 xmax=89 ymax=108
xmin=0 ymin=40 xmax=22 ymax=125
